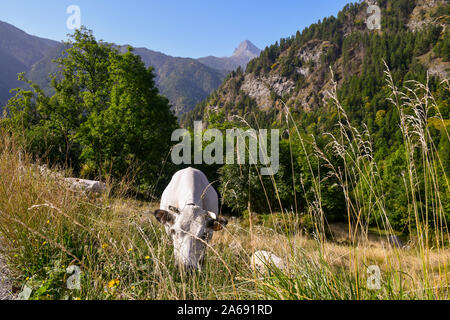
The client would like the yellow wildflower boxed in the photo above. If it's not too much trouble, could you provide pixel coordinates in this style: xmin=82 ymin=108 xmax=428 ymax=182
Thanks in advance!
xmin=107 ymin=279 xmax=120 ymax=288
xmin=145 ymin=256 xmax=150 ymax=260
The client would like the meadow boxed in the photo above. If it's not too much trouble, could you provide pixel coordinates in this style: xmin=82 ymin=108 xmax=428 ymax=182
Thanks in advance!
xmin=0 ymin=70 xmax=448 ymax=300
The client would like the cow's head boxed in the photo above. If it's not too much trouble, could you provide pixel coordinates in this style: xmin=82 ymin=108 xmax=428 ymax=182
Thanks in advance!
xmin=153 ymin=204 xmax=228 ymax=270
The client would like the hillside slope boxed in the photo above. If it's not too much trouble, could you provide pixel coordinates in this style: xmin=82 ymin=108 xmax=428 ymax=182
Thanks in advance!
xmin=0 ymin=21 xmax=59 ymax=105
xmin=182 ymin=0 xmax=449 ymax=131
xmin=0 ymin=49 xmax=28 ymax=104
xmin=0 ymin=21 xmax=58 ymax=67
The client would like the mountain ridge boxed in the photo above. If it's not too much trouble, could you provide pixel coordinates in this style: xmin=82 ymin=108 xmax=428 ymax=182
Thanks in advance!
xmin=197 ymin=40 xmax=261 ymax=72
xmin=0 ymin=21 xmax=259 ymax=115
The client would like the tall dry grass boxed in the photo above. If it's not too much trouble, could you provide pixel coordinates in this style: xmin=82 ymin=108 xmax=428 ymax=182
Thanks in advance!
xmin=222 ymin=67 xmax=449 ymax=299
xmin=0 ymin=132 xmax=256 ymax=299
xmin=0 ymin=68 xmax=448 ymax=300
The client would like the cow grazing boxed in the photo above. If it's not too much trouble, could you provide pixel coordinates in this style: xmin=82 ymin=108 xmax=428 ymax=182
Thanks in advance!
xmin=153 ymin=167 xmax=228 ymax=270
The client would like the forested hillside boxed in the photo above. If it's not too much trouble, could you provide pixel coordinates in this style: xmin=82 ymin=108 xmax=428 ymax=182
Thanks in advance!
xmin=182 ymin=0 xmax=449 ymax=130
xmin=182 ymin=0 xmax=449 ymax=231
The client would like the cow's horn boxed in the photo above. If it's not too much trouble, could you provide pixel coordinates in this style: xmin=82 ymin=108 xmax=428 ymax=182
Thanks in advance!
xmin=207 ymin=211 xmax=217 ymax=220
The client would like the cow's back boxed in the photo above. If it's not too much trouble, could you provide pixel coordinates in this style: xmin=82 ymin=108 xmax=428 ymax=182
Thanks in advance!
xmin=161 ymin=167 xmax=218 ymax=213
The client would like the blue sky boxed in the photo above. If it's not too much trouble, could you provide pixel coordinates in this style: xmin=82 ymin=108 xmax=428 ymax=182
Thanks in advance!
xmin=0 ymin=0 xmax=352 ymax=58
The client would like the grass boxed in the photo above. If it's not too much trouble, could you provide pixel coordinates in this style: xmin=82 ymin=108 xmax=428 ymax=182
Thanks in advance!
xmin=0 ymin=69 xmax=448 ymax=300
xmin=0 ymin=134 xmax=448 ymax=300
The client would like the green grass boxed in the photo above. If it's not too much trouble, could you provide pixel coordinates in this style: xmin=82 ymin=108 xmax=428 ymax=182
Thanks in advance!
xmin=0 ymin=69 xmax=449 ymax=300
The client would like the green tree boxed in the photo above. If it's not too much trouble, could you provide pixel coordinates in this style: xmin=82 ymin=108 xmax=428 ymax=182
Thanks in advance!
xmin=3 ymin=28 xmax=177 ymax=193
xmin=77 ymin=47 xmax=177 ymax=186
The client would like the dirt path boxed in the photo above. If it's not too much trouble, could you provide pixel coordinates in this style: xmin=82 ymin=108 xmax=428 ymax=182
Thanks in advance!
xmin=0 ymin=254 xmax=14 ymax=300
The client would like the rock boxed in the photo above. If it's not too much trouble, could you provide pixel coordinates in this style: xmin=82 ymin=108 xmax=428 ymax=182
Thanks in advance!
xmin=241 ymin=74 xmax=295 ymax=109
xmin=407 ymin=0 xmax=447 ymax=31
xmin=426 ymin=58 xmax=450 ymax=79
xmin=64 ymin=178 xmax=107 ymax=194
xmin=24 ymin=164 xmax=106 ymax=195
xmin=297 ymin=40 xmax=327 ymax=64
xmin=251 ymin=250 xmax=286 ymax=274
xmin=296 ymin=66 xmax=310 ymax=77
xmin=28 ymin=164 xmax=63 ymax=180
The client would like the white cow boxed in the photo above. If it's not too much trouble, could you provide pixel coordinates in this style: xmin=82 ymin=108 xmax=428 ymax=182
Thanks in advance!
xmin=153 ymin=167 xmax=227 ymax=270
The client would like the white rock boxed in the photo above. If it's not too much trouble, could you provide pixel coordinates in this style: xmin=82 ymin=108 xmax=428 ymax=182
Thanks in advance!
xmin=64 ymin=178 xmax=106 ymax=194
xmin=251 ymin=250 xmax=286 ymax=274
xmin=240 ymin=74 xmax=295 ymax=109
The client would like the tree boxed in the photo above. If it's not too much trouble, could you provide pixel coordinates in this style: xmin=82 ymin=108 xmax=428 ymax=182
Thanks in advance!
xmin=77 ymin=47 xmax=177 ymax=186
xmin=3 ymin=28 xmax=178 ymax=193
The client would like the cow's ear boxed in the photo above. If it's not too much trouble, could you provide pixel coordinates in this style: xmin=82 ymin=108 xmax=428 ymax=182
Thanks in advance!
xmin=154 ymin=210 xmax=175 ymax=225
xmin=213 ymin=217 xmax=228 ymax=231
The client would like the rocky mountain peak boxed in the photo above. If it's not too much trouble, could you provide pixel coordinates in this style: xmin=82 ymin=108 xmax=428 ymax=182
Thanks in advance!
xmin=232 ymin=40 xmax=261 ymax=59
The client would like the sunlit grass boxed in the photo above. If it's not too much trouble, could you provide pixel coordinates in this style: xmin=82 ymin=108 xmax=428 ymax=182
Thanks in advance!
xmin=0 ymin=69 xmax=448 ymax=300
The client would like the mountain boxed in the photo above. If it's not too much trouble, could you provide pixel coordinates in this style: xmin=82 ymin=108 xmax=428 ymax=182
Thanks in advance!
xmin=197 ymin=40 xmax=261 ymax=71
xmin=0 ymin=50 xmax=27 ymax=103
xmin=182 ymin=0 xmax=449 ymax=131
xmin=0 ymin=21 xmax=59 ymax=106
xmin=116 ymin=46 xmax=229 ymax=115
xmin=0 ymin=21 xmax=256 ymax=115
xmin=0 ymin=21 xmax=58 ymax=66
